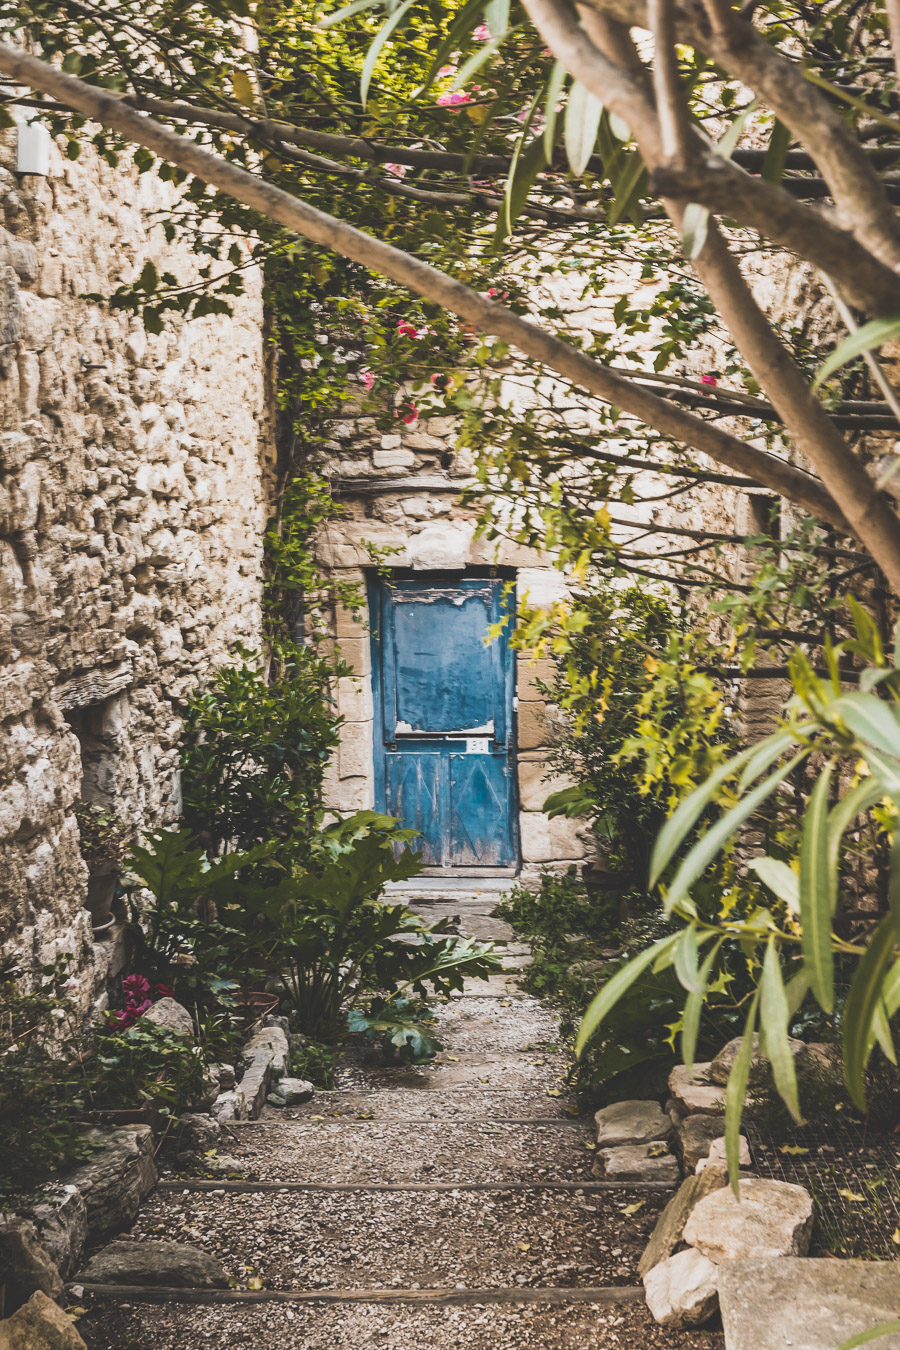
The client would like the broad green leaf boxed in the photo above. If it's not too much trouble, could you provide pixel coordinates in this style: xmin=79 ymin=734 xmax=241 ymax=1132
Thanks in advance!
xmin=564 ymin=80 xmax=603 ymax=177
xmin=760 ymin=940 xmax=801 ymax=1120
xmin=361 ymin=0 xmax=416 ymax=109
xmin=674 ymin=925 xmax=700 ymax=993
xmin=453 ymin=34 xmax=505 ymax=89
xmin=828 ymin=778 xmax=886 ymax=880
xmin=543 ymin=59 xmax=568 ymax=164
xmin=800 ymin=765 xmax=835 ymax=1011
xmin=890 ymin=821 xmax=900 ymax=947
xmin=813 ymin=313 xmax=900 ymax=391
xmin=316 ymin=0 xmax=380 ymax=27
xmin=681 ymin=201 xmax=709 ymax=260
xmin=761 ymin=119 xmax=790 ymax=183
xmin=575 ymin=932 xmax=680 ymax=1058
xmin=726 ymin=989 xmax=759 ymax=1192
xmin=836 ymin=1321 xmax=900 ymax=1350
xmin=749 ymin=857 xmax=799 ymax=913
xmin=831 ymin=693 xmax=900 ymax=760
xmin=497 ymin=92 xmax=543 ymax=242
xmin=870 ymin=998 xmax=897 ymax=1065
xmin=651 ymin=741 xmax=762 ymax=886
xmin=607 ymin=150 xmax=647 ymax=226
xmin=484 ymin=0 xmax=509 ymax=37
xmin=843 ymin=915 xmax=898 ymax=1110
xmin=681 ymin=938 xmax=724 ymax=1072
xmin=665 ymin=752 xmax=808 ymax=913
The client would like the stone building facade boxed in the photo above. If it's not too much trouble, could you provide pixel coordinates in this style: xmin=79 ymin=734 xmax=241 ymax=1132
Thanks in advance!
xmin=0 ymin=127 xmax=271 ymax=1011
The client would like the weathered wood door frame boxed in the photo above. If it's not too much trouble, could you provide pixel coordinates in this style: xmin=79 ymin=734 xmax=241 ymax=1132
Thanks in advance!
xmin=369 ymin=568 xmax=519 ymax=874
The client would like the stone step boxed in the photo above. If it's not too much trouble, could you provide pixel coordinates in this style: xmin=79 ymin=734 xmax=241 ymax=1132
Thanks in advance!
xmin=335 ymin=1052 xmax=567 ymax=1093
xmin=120 ymin=1184 xmax=670 ymax=1293
xmin=177 ymin=1119 xmax=596 ymax=1186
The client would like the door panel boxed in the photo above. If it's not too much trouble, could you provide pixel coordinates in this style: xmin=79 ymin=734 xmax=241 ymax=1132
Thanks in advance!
xmin=373 ymin=575 xmax=517 ymax=870
xmin=449 ymin=752 xmax=512 ymax=866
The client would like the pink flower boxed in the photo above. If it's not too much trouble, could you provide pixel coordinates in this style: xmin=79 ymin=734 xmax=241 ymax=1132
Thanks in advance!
xmin=360 ymin=369 xmax=375 ymax=390
xmin=436 ymin=90 xmax=471 ymax=107
xmin=700 ymin=373 xmax=718 ymax=386
xmin=473 ymin=23 xmax=491 ymax=38
xmin=438 ymin=64 xmax=457 ymax=78
xmin=383 ymin=162 xmax=407 ymax=177
xmin=397 ymin=402 xmax=419 ymax=424
xmin=397 ymin=319 xmax=420 ymax=338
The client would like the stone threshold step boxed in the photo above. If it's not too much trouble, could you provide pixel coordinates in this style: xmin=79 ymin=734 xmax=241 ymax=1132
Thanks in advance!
xmin=157 ymin=1179 xmax=674 ymax=1194
xmin=74 ymin=1283 xmax=644 ymax=1308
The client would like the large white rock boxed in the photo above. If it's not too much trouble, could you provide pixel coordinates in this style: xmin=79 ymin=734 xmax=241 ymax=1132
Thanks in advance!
xmin=708 ymin=1033 xmax=810 ymax=1086
xmin=683 ymin=1177 xmax=813 ymax=1262
xmin=595 ymin=1100 xmax=672 ymax=1148
xmin=141 ymin=997 xmax=193 ymax=1038
xmin=698 ymin=1135 xmax=750 ymax=1172
xmin=643 ymin=1247 xmax=719 ymax=1328
xmin=718 ymin=1258 xmax=900 ymax=1350
xmin=596 ymin=1142 xmax=681 ymax=1186
xmin=668 ymin=1064 xmax=726 ymax=1116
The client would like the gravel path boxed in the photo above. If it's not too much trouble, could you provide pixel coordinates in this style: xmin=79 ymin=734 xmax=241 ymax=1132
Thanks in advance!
xmin=78 ymin=904 xmax=724 ymax=1350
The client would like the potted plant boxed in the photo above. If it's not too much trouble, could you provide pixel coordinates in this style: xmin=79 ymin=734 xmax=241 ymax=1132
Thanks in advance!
xmin=72 ymin=800 xmax=129 ymax=936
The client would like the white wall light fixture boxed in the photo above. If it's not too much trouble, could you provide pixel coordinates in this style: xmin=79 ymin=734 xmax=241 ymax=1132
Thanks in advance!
xmin=16 ymin=120 xmax=51 ymax=176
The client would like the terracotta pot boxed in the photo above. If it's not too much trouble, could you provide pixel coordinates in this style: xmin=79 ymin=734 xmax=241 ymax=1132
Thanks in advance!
xmin=231 ymin=990 xmax=280 ymax=1030
xmin=86 ymin=859 xmax=119 ymax=933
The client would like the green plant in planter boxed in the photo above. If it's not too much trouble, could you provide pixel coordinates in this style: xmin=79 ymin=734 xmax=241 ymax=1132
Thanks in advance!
xmin=349 ymin=996 xmax=441 ymax=1065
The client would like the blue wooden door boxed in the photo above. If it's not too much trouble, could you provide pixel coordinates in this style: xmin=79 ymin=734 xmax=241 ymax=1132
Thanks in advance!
xmin=371 ymin=575 xmax=517 ymax=868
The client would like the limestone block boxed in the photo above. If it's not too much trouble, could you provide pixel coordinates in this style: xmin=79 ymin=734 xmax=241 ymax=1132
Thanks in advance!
xmin=266 ymin=1078 xmax=315 ymax=1107
xmin=373 ymin=447 xmax=416 ymax=470
xmin=708 ymin=1032 xmax=810 ymax=1085
xmin=700 ymin=1135 xmax=750 ymax=1172
xmin=141 ymin=997 xmax=193 ymax=1037
xmin=520 ymin=812 xmax=584 ymax=863
xmin=0 ymin=1219 xmax=63 ymax=1312
xmin=517 ymin=701 xmax=548 ymax=750
xmin=336 ymin=636 xmax=370 ymax=676
xmin=717 ymin=1258 xmax=900 ymax=1350
xmin=516 ymin=567 xmax=570 ymax=608
xmin=25 ymin=1186 xmax=87 ymax=1281
xmin=683 ymin=1177 xmax=814 ymax=1262
xmin=337 ymin=675 xmax=373 ymax=723
xmin=407 ymin=520 xmax=473 ymax=570
xmin=595 ymin=1100 xmax=672 ymax=1148
xmin=0 ymin=263 xmax=21 ymax=346
xmin=516 ymin=657 xmax=555 ymax=701
xmin=339 ymin=721 xmax=372 ymax=780
xmin=18 ymin=294 xmax=59 ymax=349
xmin=643 ymin=1248 xmax=719 ymax=1328
xmin=334 ymin=600 xmax=369 ymax=639
xmin=336 ymin=776 xmax=374 ymax=812
xmin=595 ymin=1142 xmax=680 ymax=1185
xmin=639 ymin=1168 xmax=728 ymax=1278
xmin=78 ymin=1240 xmax=228 ymax=1289
xmin=517 ymin=758 xmax=575 ymax=811
xmin=674 ymin=1113 xmax=727 ymax=1172
xmin=668 ymin=1065 xmax=726 ymax=1116
xmin=65 ymin=1127 xmax=157 ymax=1245
xmin=242 ymin=1025 xmax=289 ymax=1078
xmin=0 ymin=1290 xmax=87 ymax=1349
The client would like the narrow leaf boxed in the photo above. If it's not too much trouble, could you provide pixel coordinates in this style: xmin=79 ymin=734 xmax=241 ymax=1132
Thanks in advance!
xmin=575 ymin=933 xmax=680 ymax=1058
xmin=761 ymin=119 xmax=790 ymax=183
xmin=726 ymin=990 xmax=759 ymax=1192
xmin=453 ymin=34 xmax=504 ymax=90
xmin=836 ymin=1321 xmax=900 ymax=1350
xmin=828 ymin=778 xmax=886 ymax=878
xmin=316 ymin=0 xmax=380 ymax=26
xmin=813 ymin=313 xmax=900 ymax=391
xmin=870 ymin=998 xmax=897 ymax=1066
xmin=674 ymin=925 xmax=701 ymax=993
xmin=543 ymin=59 xmax=568 ymax=164
xmin=889 ymin=820 xmax=900 ymax=948
xmin=681 ymin=201 xmax=709 ymax=260
xmin=715 ymin=100 xmax=757 ymax=160
xmin=361 ymin=0 xmax=416 ymax=110
xmin=760 ymin=940 xmax=801 ymax=1121
xmin=843 ymin=915 xmax=898 ymax=1110
xmin=484 ymin=0 xmax=509 ymax=37
xmin=749 ymin=857 xmax=799 ymax=913
xmin=564 ymin=80 xmax=603 ymax=177
xmin=681 ymin=938 xmax=723 ymax=1072
xmin=738 ymin=729 xmax=801 ymax=792
xmin=498 ymin=133 xmax=546 ymax=242
xmin=784 ymin=969 xmax=810 ymax=1018
xmin=831 ymin=693 xmax=900 ymax=760
xmin=665 ymin=752 xmax=808 ymax=914
xmin=650 ymin=742 xmax=762 ymax=886
xmin=607 ymin=150 xmax=647 ymax=227
xmin=800 ymin=765 xmax=835 ymax=1011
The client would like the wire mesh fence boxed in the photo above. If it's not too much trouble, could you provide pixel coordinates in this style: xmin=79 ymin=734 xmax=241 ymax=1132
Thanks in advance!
xmin=748 ymin=1119 xmax=900 ymax=1260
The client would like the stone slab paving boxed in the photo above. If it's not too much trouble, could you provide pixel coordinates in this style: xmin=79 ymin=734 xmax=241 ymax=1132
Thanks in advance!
xmin=76 ymin=901 xmax=723 ymax=1350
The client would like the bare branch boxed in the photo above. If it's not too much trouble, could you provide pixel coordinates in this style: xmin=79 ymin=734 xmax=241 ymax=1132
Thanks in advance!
xmin=649 ymin=0 xmax=694 ymax=163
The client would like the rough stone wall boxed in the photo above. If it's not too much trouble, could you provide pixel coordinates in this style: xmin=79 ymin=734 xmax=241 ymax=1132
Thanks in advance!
xmin=0 ymin=128 xmax=270 ymax=1010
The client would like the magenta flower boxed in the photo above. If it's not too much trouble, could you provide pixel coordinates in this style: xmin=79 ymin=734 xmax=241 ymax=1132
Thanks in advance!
xmin=436 ymin=90 xmax=471 ymax=107
xmin=437 ymin=64 xmax=457 ymax=78
xmin=401 ymin=405 xmax=418 ymax=424
xmin=383 ymin=162 xmax=407 ymax=177
xmin=473 ymin=23 xmax=491 ymax=38
xmin=700 ymin=373 xmax=718 ymax=386
xmin=360 ymin=369 xmax=375 ymax=390
xmin=397 ymin=319 xmax=420 ymax=338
